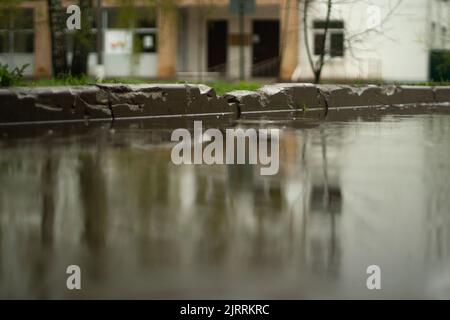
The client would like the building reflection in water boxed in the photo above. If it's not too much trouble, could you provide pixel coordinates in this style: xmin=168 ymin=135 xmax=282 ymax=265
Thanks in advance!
xmin=1 ymin=114 xmax=450 ymax=298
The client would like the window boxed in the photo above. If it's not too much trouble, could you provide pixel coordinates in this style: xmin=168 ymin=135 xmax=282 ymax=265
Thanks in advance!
xmin=13 ymin=32 xmax=34 ymax=53
xmin=0 ymin=9 xmax=34 ymax=53
xmin=313 ymin=20 xmax=344 ymax=29
xmin=314 ymin=33 xmax=325 ymax=55
xmin=136 ymin=11 xmax=156 ymax=29
xmin=0 ymin=31 xmax=8 ymax=53
xmin=135 ymin=33 xmax=157 ymax=53
xmin=330 ymin=33 xmax=344 ymax=57
xmin=313 ymin=19 xmax=344 ymax=57
xmin=106 ymin=7 xmax=156 ymax=29
xmin=106 ymin=8 xmax=121 ymax=29
xmin=442 ymin=26 xmax=448 ymax=48
xmin=65 ymin=33 xmax=98 ymax=54
xmin=105 ymin=7 xmax=157 ymax=53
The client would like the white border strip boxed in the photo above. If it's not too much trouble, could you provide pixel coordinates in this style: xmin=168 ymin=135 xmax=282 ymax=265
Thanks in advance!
xmin=0 ymin=112 xmax=235 ymax=127
xmin=1 ymin=102 xmax=449 ymax=127
xmin=240 ymin=102 xmax=450 ymax=114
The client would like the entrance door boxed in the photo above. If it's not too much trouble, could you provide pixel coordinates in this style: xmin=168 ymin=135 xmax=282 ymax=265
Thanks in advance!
xmin=207 ymin=20 xmax=228 ymax=74
xmin=252 ymin=20 xmax=279 ymax=77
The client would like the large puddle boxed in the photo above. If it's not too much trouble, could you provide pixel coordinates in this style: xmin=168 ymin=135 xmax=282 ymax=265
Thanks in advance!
xmin=1 ymin=110 xmax=450 ymax=299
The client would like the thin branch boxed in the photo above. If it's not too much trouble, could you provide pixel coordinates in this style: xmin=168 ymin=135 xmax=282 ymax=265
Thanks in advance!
xmin=303 ymin=0 xmax=315 ymax=79
xmin=315 ymin=0 xmax=333 ymax=83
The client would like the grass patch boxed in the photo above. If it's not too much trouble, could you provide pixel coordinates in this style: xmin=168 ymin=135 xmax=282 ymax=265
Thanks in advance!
xmin=402 ymin=81 xmax=450 ymax=86
xmin=26 ymin=75 xmax=97 ymax=87
xmin=23 ymin=76 xmax=265 ymax=96
xmin=0 ymin=63 xmax=29 ymax=87
xmin=19 ymin=75 xmax=449 ymax=96
xmin=203 ymin=80 xmax=263 ymax=96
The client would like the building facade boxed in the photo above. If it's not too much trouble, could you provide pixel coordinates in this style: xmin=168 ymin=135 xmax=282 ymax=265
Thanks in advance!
xmin=293 ymin=0 xmax=450 ymax=82
xmin=3 ymin=0 xmax=447 ymax=83
xmin=0 ymin=0 xmax=299 ymax=81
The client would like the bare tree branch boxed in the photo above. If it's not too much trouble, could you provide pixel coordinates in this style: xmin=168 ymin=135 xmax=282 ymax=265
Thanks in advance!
xmin=315 ymin=0 xmax=333 ymax=83
xmin=303 ymin=0 xmax=315 ymax=80
xmin=302 ymin=0 xmax=404 ymax=83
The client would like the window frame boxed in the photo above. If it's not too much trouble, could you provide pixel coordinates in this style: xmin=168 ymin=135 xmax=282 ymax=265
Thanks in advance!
xmin=312 ymin=19 xmax=345 ymax=58
xmin=0 ymin=8 xmax=34 ymax=54
xmin=105 ymin=7 xmax=158 ymax=54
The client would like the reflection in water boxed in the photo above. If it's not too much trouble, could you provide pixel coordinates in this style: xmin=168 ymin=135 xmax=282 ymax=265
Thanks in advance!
xmin=41 ymin=153 xmax=56 ymax=246
xmin=1 ymin=114 xmax=450 ymax=298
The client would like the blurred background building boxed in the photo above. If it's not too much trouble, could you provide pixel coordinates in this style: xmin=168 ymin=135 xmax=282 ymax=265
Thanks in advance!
xmin=0 ymin=0 xmax=448 ymax=82
xmin=0 ymin=0 xmax=298 ymax=81
xmin=293 ymin=0 xmax=450 ymax=83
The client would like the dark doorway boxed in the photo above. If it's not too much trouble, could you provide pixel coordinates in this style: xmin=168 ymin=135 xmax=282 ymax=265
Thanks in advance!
xmin=429 ymin=50 xmax=450 ymax=81
xmin=252 ymin=20 xmax=280 ymax=77
xmin=207 ymin=20 xmax=228 ymax=74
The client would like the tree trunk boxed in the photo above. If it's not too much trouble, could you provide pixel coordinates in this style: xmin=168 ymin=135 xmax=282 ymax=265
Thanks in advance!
xmin=47 ymin=0 xmax=68 ymax=77
xmin=314 ymin=70 xmax=321 ymax=84
xmin=314 ymin=0 xmax=333 ymax=84
xmin=71 ymin=0 xmax=93 ymax=77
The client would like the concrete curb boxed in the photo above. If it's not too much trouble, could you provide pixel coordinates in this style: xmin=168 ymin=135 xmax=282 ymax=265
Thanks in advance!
xmin=1 ymin=84 xmax=449 ymax=124
xmin=224 ymin=84 xmax=450 ymax=114
xmin=0 ymin=84 xmax=237 ymax=125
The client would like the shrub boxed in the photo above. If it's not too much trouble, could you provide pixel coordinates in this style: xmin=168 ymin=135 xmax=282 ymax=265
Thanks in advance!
xmin=0 ymin=63 xmax=29 ymax=87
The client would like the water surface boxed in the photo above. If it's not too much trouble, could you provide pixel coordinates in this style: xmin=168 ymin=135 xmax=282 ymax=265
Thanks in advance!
xmin=1 ymin=111 xmax=450 ymax=299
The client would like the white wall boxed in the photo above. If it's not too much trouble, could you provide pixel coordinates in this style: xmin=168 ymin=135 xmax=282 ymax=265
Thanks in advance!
xmin=66 ymin=52 xmax=158 ymax=79
xmin=429 ymin=0 xmax=450 ymax=50
xmin=90 ymin=54 xmax=158 ymax=78
xmin=295 ymin=0 xmax=449 ymax=82
xmin=0 ymin=54 xmax=34 ymax=77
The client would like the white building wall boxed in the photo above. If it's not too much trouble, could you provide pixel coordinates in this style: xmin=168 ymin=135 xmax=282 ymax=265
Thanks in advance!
xmin=88 ymin=53 xmax=158 ymax=78
xmin=0 ymin=54 xmax=34 ymax=77
xmin=429 ymin=0 xmax=450 ymax=50
xmin=295 ymin=0 xmax=450 ymax=82
xmin=88 ymin=28 xmax=158 ymax=78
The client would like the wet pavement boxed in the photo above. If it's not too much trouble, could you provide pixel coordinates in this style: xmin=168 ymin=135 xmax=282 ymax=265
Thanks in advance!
xmin=1 ymin=108 xmax=450 ymax=299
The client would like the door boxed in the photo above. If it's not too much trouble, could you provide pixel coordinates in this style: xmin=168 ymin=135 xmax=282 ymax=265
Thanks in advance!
xmin=252 ymin=20 xmax=279 ymax=77
xmin=207 ymin=20 xmax=228 ymax=74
